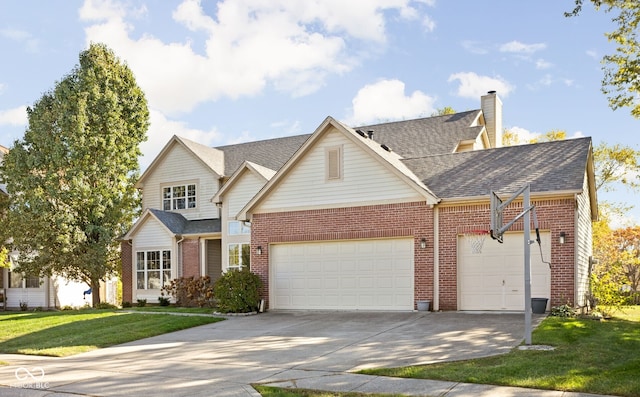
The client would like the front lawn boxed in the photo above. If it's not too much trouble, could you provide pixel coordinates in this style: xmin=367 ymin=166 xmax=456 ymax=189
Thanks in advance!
xmin=360 ymin=306 xmax=640 ymax=397
xmin=255 ymin=386 xmax=407 ymax=397
xmin=0 ymin=309 xmax=223 ymax=357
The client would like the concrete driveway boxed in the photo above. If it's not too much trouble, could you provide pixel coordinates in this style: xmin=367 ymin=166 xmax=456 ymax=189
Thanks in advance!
xmin=0 ymin=311 xmax=534 ymax=396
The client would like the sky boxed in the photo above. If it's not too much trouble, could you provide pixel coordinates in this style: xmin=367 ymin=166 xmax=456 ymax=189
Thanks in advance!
xmin=0 ymin=0 xmax=638 ymax=226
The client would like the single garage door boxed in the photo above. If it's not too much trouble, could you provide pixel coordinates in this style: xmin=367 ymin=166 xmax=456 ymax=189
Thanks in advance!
xmin=459 ymin=231 xmax=551 ymax=311
xmin=270 ymin=238 xmax=414 ymax=310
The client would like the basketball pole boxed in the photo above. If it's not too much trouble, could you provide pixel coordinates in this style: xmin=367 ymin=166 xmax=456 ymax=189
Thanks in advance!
xmin=492 ymin=184 xmax=535 ymax=345
xmin=523 ymin=187 xmax=532 ymax=345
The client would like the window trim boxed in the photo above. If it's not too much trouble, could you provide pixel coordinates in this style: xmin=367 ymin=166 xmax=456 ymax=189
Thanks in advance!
xmin=227 ymin=243 xmax=251 ymax=270
xmin=136 ymin=249 xmax=172 ymax=290
xmin=162 ymin=182 xmax=198 ymax=211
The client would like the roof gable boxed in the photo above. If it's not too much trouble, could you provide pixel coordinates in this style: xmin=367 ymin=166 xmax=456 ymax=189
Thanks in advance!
xmin=137 ymin=135 xmax=224 ymax=188
xmin=237 ymin=116 xmax=440 ymax=220
xmin=123 ymin=208 xmax=221 ymax=240
xmin=212 ymin=161 xmax=276 ymax=203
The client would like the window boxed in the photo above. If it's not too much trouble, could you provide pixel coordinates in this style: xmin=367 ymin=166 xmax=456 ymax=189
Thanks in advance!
xmin=228 ymin=243 xmax=251 ymax=270
xmin=163 ymin=183 xmax=196 ymax=210
xmin=326 ymin=146 xmax=343 ymax=181
xmin=136 ymin=250 xmax=172 ymax=289
xmin=228 ymin=221 xmax=250 ymax=235
xmin=8 ymin=271 xmax=41 ymax=288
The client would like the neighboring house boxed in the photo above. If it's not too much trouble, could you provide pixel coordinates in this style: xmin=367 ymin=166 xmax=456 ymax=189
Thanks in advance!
xmin=121 ymin=92 xmax=597 ymax=312
xmin=0 ymin=144 xmax=118 ymax=309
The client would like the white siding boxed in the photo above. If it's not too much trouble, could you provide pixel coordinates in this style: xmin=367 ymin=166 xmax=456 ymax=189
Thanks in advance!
xmin=134 ymin=217 xmax=173 ymax=248
xmin=256 ymin=129 xmax=422 ymax=213
xmin=575 ymin=172 xmax=594 ymax=308
xmin=227 ymin=170 xmax=267 ymax=217
xmin=141 ymin=143 xmax=220 ymax=220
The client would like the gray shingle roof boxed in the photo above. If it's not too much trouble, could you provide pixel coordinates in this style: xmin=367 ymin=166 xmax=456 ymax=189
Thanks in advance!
xmin=149 ymin=209 xmax=221 ymax=235
xmin=402 ymin=137 xmax=592 ymax=199
xmin=215 ymin=110 xmax=482 ymax=176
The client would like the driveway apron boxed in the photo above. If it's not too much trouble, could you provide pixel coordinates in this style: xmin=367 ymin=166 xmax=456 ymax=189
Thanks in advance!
xmin=0 ymin=311 xmax=541 ymax=396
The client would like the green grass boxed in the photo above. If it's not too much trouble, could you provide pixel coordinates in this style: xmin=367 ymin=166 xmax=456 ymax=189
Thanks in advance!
xmin=0 ymin=309 xmax=223 ymax=357
xmin=121 ymin=306 xmax=215 ymax=314
xmin=360 ymin=306 xmax=640 ymax=397
xmin=254 ymin=385 xmax=408 ymax=397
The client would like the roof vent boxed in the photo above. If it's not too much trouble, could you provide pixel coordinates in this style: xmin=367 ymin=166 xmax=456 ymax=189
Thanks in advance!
xmin=355 ymin=129 xmax=367 ymax=138
xmin=367 ymin=130 xmax=374 ymax=140
xmin=380 ymin=144 xmax=391 ymax=152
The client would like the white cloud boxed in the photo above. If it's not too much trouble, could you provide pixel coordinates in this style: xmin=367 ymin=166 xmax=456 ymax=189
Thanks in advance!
xmin=139 ymin=108 xmax=221 ymax=169
xmin=499 ymin=40 xmax=546 ymax=54
xmin=506 ymin=126 xmax=585 ymax=145
xmin=1 ymin=28 xmax=40 ymax=53
xmin=422 ymin=15 xmax=436 ymax=32
xmin=535 ymin=59 xmax=552 ymax=69
xmin=461 ymin=40 xmax=489 ymax=55
xmin=344 ymin=79 xmax=435 ymax=125
xmin=448 ymin=72 xmax=514 ymax=99
xmin=0 ymin=106 xmax=27 ymax=126
xmin=79 ymin=0 xmax=429 ymax=115
xmin=586 ymin=49 xmax=598 ymax=59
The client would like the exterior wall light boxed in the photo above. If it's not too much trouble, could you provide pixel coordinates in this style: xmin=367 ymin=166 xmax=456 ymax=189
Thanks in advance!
xmin=257 ymin=246 xmax=262 ymax=255
xmin=559 ymin=232 xmax=566 ymax=245
xmin=420 ymin=238 xmax=427 ymax=249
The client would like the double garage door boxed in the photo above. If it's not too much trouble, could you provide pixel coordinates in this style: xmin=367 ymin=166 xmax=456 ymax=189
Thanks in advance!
xmin=270 ymin=238 xmax=414 ymax=310
xmin=458 ymin=232 xmax=551 ymax=311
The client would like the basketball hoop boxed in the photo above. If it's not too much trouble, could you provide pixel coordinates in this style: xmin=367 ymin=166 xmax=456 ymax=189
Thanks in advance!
xmin=464 ymin=230 xmax=489 ymax=254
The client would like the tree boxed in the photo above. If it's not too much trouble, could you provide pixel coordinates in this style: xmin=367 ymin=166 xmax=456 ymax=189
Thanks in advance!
xmin=593 ymin=142 xmax=640 ymax=192
xmin=613 ymin=226 xmax=640 ymax=302
xmin=566 ymin=1 xmax=640 ymax=117
xmin=0 ymin=43 xmax=149 ymax=306
xmin=431 ymin=107 xmax=456 ymax=116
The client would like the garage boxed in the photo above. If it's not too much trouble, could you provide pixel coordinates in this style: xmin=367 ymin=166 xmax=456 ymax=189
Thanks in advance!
xmin=270 ymin=238 xmax=414 ymax=310
xmin=458 ymin=231 xmax=551 ymax=311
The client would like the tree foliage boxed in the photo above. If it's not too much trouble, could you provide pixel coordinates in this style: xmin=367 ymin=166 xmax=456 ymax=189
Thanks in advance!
xmin=0 ymin=43 xmax=149 ymax=305
xmin=593 ymin=142 xmax=640 ymax=192
xmin=566 ymin=1 xmax=640 ymax=117
xmin=431 ymin=106 xmax=456 ymax=116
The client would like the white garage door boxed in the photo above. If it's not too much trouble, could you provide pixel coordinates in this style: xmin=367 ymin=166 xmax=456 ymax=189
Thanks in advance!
xmin=459 ymin=232 xmax=551 ymax=311
xmin=270 ymin=238 xmax=414 ymax=310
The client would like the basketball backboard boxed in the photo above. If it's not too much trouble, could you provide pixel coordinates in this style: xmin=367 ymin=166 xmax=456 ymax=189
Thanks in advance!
xmin=490 ymin=190 xmax=504 ymax=243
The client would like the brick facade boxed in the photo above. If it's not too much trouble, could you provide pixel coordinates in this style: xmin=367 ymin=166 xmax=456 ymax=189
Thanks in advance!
xmin=251 ymin=202 xmax=434 ymax=310
xmin=120 ymin=241 xmax=133 ymax=304
xmin=182 ymin=238 xmax=201 ymax=278
xmin=438 ymin=198 xmax=575 ymax=310
xmin=251 ymin=198 xmax=577 ymax=311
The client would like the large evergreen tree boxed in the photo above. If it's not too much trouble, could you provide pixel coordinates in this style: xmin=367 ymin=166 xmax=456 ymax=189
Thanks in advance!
xmin=0 ymin=43 xmax=149 ymax=306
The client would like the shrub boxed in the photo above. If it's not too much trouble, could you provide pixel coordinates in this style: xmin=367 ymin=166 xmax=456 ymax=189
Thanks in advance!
xmin=162 ymin=276 xmax=215 ymax=307
xmin=213 ymin=268 xmax=262 ymax=313
xmin=19 ymin=301 xmax=28 ymax=311
xmin=136 ymin=298 xmax=147 ymax=307
xmin=121 ymin=301 xmax=132 ymax=308
xmin=95 ymin=302 xmax=118 ymax=309
xmin=550 ymin=303 xmax=576 ymax=317
xmin=158 ymin=295 xmax=171 ymax=306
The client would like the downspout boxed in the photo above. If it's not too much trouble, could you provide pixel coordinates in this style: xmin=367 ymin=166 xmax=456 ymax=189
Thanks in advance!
xmin=176 ymin=235 xmax=184 ymax=278
xmin=433 ymin=206 xmax=440 ymax=311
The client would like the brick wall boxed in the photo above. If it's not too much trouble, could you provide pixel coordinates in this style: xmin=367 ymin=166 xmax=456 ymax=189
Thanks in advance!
xmin=182 ymin=238 xmax=201 ymax=278
xmin=438 ymin=198 xmax=575 ymax=310
xmin=120 ymin=241 xmax=132 ymax=304
xmin=251 ymin=202 xmax=434 ymax=309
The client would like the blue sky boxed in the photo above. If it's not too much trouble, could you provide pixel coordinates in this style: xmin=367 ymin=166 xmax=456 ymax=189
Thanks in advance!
xmin=0 ymin=1 xmax=638 ymax=226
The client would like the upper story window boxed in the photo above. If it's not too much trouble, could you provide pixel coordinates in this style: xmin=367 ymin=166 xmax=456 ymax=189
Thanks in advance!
xmin=326 ymin=145 xmax=343 ymax=181
xmin=228 ymin=220 xmax=251 ymax=235
xmin=163 ymin=183 xmax=196 ymax=211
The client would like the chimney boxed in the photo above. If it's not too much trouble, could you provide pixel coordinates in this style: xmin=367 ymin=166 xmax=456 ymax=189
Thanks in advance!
xmin=481 ymin=91 xmax=503 ymax=148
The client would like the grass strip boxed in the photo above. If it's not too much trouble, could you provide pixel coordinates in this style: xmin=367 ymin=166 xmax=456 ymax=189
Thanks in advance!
xmin=0 ymin=309 xmax=223 ymax=357
xmin=360 ymin=307 xmax=640 ymax=397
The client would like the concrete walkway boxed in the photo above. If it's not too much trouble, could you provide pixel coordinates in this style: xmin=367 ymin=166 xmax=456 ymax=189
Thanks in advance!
xmin=0 ymin=311 xmax=615 ymax=396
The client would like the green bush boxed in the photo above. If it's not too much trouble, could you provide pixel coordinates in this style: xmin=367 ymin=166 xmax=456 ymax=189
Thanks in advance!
xmin=158 ymin=296 xmax=171 ymax=306
xmin=162 ymin=276 xmax=215 ymax=307
xmin=213 ymin=268 xmax=262 ymax=313
xmin=550 ymin=303 xmax=576 ymax=317
xmin=95 ymin=302 xmax=118 ymax=309
xmin=136 ymin=298 xmax=147 ymax=307
xmin=121 ymin=301 xmax=132 ymax=308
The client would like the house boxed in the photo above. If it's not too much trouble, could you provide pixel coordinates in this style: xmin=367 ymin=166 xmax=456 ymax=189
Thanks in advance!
xmin=0 ymin=144 xmax=118 ymax=309
xmin=121 ymin=92 xmax=596 ymax=311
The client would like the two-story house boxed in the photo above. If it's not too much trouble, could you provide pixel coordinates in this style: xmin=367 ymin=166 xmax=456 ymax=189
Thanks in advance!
xmin=121 ymin=92 xmax=597 ymax=312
